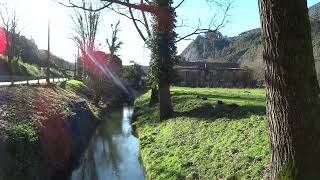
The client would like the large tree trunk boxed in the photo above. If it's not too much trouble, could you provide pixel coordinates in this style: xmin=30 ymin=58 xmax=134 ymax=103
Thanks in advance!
xmin=149 ymin=86 xmax=159 ymax=107
xmin=77 ymin=57 xmax=84 ymax=81
xmin=259 ymin=0 xmax=320 ymax=179
xmin=147 ymin=0 xmax=176 ymax=121
xmin=158 ymin=81 xmax=172 ymax=120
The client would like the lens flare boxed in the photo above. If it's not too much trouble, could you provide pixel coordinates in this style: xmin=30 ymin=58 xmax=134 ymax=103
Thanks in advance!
xmin=0 ymin=27 xmax=7 ymax=55
xmin=81 ymin=50 xmax=133 ymax=98
xmin=81 ymin=51 xmax=111 ymax=76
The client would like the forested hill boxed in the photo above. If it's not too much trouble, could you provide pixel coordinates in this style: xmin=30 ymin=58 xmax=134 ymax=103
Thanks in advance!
xmin=12 ymin=34 xmax=72 ymax=69
xmin=0 ymin=32 xmax=73 ymax=76
xmin=180 ymin=2 xmax=320 ymax=64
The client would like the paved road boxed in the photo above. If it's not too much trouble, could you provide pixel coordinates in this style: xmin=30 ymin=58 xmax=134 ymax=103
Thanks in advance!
xmin=0 ymin=78 xmax=68 ymax=86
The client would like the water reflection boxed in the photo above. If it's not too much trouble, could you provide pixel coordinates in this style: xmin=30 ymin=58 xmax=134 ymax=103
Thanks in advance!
xmin=71 ymin=107 xmax=145 ymax=180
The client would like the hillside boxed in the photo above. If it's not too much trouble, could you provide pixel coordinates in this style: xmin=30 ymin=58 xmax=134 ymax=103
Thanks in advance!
xmin=181 ymin=2 xmax=320 ymax=65
xmin=0 ymin=32 xmax=73 ymax=77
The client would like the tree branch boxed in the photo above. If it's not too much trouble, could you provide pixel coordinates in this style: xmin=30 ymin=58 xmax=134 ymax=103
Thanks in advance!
xmin=53 ymin=0 xmax=112 ymax=12
xmin=175 ymin=0 xmax=232 ymax=43
xmin=100 ymin=0 xmax=154 ymax=13
xmin=126 ymin=0 xmax=147 ymax=41
xmin=141 ymin=0 xmax=151 ymax=37
xmin=108 ymin=5 xmax=146 ymax=27
xmin=174 ymin=0 xmax=185 ymax=10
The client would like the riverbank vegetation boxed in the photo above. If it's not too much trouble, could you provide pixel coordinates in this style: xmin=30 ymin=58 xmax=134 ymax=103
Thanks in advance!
xmin=0 ymin=81 xmax=100 ymax=179
xmin=133 ymin=87 xmax=269 ymax=179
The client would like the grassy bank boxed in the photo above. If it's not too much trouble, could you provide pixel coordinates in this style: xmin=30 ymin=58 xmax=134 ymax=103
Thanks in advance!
xmin=0 ymin=56 xmax=72 ymax=77
xmin=133 ymin=87 xmax=269 ymax=179
xmin=0 ymin=80 xmax=99 ymax=179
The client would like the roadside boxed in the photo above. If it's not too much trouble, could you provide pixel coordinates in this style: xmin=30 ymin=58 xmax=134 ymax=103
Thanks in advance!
xmin=133 ymin=87 xmax=269 ymax=179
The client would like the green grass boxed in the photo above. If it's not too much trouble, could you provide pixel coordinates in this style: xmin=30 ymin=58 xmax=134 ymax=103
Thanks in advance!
xmin=1 ymin=57 xmax=66 ymax=77
xmin=58 ymin=80 xmax=88 ymax=93
xmin=12 ymin=60 xmax=43 ymax=76
xmin=0 ymin=84 xmax=99 ymax=179
xmin=134 ymin=87 xmax=269 ymax=179
xmin=57 ymin=80 xmax=99 ymax=119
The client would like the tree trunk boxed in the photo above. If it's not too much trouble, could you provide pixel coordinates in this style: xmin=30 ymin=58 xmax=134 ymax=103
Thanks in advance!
xmin=158 ymin=81 xmax=172 ymax=120
xmin=8 ymin=55 xmax=13 ymax=86
xmin=259 ymin=0 xmax=320 ymax=179
xmin=151 ymin=0 xmax=176 ymax=121
xmin=149 ymin=86 xmax=159 ymax=107
xmin=77 ymin=57 xmax=83 ymax=81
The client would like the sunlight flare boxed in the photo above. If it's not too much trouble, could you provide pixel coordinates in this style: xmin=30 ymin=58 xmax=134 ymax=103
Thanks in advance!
xmin=83 ymin=50 xmax=132 ymax=97
xmin=0 ymin=28 xmax=7 ymax=55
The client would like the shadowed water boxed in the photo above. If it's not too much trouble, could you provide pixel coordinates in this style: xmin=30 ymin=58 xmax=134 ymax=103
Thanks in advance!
xmin=71 ymin=107 xmax=145 ymax=180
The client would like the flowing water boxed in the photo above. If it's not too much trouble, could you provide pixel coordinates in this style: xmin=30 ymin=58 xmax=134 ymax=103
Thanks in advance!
xmin=71 ymin=107 xmax=145 ymax=180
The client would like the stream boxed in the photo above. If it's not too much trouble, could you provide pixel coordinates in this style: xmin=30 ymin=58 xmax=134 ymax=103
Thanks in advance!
xmin=70 ymin=106 xmax=145 ymax=180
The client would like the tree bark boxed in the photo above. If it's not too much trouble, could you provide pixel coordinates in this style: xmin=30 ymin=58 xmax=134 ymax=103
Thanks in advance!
xmin=149 ymin=86 xmax=159 ymax=107
xmin=158 ymin=81 xmax=173 ymax=120
xmin=152 ymin=0 xmax=176 ymax=120
xmin=259 ymin=0 xmax=320 ymax=179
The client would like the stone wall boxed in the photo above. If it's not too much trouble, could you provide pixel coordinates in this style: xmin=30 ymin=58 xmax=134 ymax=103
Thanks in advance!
xmin=177 ymin=69 xmax=253 ymax=88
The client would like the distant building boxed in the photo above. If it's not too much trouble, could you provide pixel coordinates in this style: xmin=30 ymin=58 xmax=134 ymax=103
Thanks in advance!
xmin=174 ymin=62 xmax=253 ymax=88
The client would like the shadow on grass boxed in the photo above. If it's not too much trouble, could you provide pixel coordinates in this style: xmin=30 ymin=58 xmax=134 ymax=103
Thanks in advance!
xmin=134 ymin=89 xmax=266 ymax=125
xmin=58 ymin=81 xmax=67 ymax=89
xmin=173 ymin=103 xmax=266 ymax=120
xmin=172 ymin=91 xmax=265 ymax=102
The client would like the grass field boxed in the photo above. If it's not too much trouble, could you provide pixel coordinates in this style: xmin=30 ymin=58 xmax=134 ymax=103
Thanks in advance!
xmin=133 ymin=87 xmax=269 ymax=179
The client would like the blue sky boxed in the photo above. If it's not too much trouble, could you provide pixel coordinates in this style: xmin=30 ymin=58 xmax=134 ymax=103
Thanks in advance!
xmin=224 ymin=0 xmax=319 ymax=36
xmin=176 ymin=0 xmax=320 ymax=37
xmin=1 ymin=0 xmax=319 ymax=65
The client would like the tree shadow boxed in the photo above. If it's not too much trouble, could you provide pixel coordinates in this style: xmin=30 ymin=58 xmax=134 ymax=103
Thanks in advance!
xmin=172 ymin=91 xmax=265 ymax=103
xmin=58 ymin=81 xmax=67 ymax=89
xmin=173 ymin=102 xmax=266 ymax=121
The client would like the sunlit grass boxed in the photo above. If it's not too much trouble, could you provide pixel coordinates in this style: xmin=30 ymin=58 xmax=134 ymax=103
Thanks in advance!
xmin=134 ymin=87 xmax=269 ymax=179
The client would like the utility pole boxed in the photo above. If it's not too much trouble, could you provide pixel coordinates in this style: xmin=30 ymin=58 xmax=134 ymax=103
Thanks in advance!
xmin=46 ymin=20 xmax=51 ymax=84
xmin=74 ymin=53 xmax=77 ymax=79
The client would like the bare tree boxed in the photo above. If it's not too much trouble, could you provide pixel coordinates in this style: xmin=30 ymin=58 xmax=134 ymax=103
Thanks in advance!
xmin=70 ymin=0 xmax=101 ymax=80
xmin=107 ymin=20 xmax=123 ymax=57
xmin=59 ymin=0 xmax=232 ymax=120
xmin=60 ymin=0 xmax=231 ymax=40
